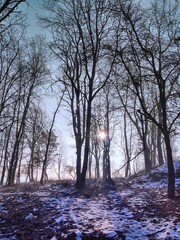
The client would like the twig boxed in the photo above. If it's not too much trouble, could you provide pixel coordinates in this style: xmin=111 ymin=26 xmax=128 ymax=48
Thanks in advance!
xmin=117 ymin=148 xmax=145 ymax=171
xmin=147 ymin=228 xmax=166 ymax=236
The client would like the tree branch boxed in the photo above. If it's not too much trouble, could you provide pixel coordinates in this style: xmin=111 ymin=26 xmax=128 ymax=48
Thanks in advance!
xmin=117 ymin=148 xmax=145 ymax=171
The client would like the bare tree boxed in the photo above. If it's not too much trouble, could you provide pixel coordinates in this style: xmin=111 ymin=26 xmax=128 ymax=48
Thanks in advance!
xmin=54 ymin=139 xmax=66 ymax=181
xmin=90 ymin=113 xmax=102 ymax=179
xmin=40 ymin=93 xmax=64 ymax=185
xmin=25 ymin=105 xmax=46 ymax=182
xmin=90 ymin=84 xmax=117 ymax=182
xmin=111 ymin=0 xmax=180 ymax=198
xmin=42 ymin=0 xmax=117 ymax=188
xmin=111 ymin=71 xmax=152 ymax=175
xmin=6 ymin=36 xmax=48 ymax=185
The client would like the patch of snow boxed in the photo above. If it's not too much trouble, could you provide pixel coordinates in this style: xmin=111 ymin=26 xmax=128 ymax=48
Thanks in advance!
xmin=75 ymin=229 xmax=82 ymax=240
xmin=25 ymin=213 xmax=34 ymax=220
xmin=55 ymin=215 xmax=65 ymax=223
xmin=42 ymin=190 xmax=154 ymax=239
xmin=50 ymin=237 xmax=57 ymax=240
xmin=105 ymin=230 xmax=117 ymax=238
xmin=156 ymin=218 xmax=180 ymax=239
xmin=70 ymin=211 xmax=78 ymax=223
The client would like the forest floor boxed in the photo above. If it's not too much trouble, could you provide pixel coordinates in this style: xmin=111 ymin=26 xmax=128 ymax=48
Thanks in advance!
xmin=0 ymin=161 xmax=180 ymax=240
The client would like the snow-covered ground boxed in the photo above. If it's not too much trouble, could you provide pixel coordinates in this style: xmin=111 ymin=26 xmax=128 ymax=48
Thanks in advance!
xmin=0 ymin=160 xmax=180 ymax=239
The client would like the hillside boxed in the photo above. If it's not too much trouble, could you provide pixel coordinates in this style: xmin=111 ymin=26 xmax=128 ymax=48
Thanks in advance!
xmin=0 ymin=161 xmax=180 ymax=240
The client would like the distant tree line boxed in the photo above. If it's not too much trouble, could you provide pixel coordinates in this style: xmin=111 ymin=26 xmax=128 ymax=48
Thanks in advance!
xmin=0 ymin=0 xmax=179 ymax=199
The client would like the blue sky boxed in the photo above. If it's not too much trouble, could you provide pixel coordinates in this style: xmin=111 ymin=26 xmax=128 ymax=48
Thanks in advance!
xmin=19 ymin=0 xmax=44 ymax=37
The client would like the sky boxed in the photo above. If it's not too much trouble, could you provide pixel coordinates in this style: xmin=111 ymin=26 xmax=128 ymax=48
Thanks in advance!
xmin=20 ymin=0 xmax=42 ymax=36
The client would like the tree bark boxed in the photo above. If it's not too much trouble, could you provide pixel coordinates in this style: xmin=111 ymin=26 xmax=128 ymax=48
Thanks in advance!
xmin=164 ymin=131 xmax=175 ymax=198
xmin=78 ymin=102 xmax=92 ymax=189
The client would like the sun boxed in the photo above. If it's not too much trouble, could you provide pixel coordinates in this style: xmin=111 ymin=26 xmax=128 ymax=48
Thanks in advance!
xmin=98 ymin=131 xmax=106 ymax=140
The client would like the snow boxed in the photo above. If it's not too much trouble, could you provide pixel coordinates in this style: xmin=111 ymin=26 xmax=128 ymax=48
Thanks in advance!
xmin=75 ymin=230 xmax=82 ymax=240
xmin=0 ymin=160 xmax=180 ymax=239
xmin=25 ymin=213 xmax=34 ymax=221
xmin=50 ymin=237 xmax=57 ymax=240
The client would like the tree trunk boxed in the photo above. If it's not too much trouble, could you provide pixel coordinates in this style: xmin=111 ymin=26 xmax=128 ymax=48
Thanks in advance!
xmin=29 ymin=123 xmax=37 ymax=182
xmin=157 ymin=128 xmax=164 ymax=166
xmin=88 ymin=151 xmax=92 ymax=179
xmin=138 ymin=112 xmax=152 ymax=173
xmin=7 ymin=145 xmax=18 ymax=185
xmin=75 ymin=143 xmax=82 ymax=188
xmin=124 ymin=111 xmax=131 ymax=177
xmin=157 ymin=98 xmax=164 ymax=166
xmin=16 ymin=143 xmax=24 ymax=184
xmin=78 ymin=102 xmax=92 ymax=189
xmin=1 ymin=127 xmax=11 ymax=184
xmin=164 ymin=131 xmax=175 ymax=198
xmin=94 ymin=141 xmax=100 ymax=179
